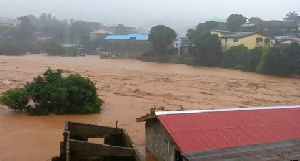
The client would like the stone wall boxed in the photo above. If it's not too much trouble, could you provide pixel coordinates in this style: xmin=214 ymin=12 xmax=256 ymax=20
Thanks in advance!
xmin=146 ymin=119 xmax=176 ymax=161
xmin=105 ymin=39 xmax=152 ymax=58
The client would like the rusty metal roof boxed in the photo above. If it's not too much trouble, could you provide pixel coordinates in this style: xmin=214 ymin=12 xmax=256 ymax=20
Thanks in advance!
xmin=156 ymin=105 xmax=300 ymax=153
xmin=182 ymin=138 xmax=300 ymax=161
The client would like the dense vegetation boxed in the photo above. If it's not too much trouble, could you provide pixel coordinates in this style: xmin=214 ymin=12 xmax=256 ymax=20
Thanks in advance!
xmin=0 ymin=13 xmax=115 ymax=56
xmin=148 ymin=25 xmax=176 ymax=53
xmin=0 ymin=69 xmax=104 ymax=115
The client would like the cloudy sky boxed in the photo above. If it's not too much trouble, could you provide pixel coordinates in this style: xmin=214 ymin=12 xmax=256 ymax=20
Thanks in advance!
xmin=0 ymin=0 xmax=299 ymax=33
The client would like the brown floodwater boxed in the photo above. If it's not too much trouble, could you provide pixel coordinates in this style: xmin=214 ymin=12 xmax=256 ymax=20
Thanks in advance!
xmin=0 ymin=54 xmax=299 ymax=160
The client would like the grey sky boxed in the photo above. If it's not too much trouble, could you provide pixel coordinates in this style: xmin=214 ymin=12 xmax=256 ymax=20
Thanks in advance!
xmin=1 ymin=0 xmax=299 ymax=33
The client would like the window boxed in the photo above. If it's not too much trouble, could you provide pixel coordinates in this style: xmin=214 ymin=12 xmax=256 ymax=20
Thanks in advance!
xmin=233 ymin=38 xmax=238 ymax=42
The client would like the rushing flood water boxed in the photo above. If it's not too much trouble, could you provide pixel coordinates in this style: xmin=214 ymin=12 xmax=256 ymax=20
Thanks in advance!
xmin=0 ymin=55 xmax=299 ymax=160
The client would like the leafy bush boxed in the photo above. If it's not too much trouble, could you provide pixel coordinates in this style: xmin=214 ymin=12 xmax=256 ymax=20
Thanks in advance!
xmin=0 ymin=88 xmax=29 ymax=111
xmin=0 ymin=69 xmax=103 ymax=115
xmin=284 ymin=42 xmax=300 ymax=75
xmin=242 ymin=47 xmax=263 ymax=72
xmin=193 ymin=33 xmax=222 ymax=66
xmin=257 ymin=47 xmax=293 ymax=76
xmin=222 ymin=45 xmax=249 ymax=69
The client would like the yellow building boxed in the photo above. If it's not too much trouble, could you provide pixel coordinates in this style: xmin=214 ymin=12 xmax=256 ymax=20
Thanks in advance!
xmin=220 ymin=32 xmax=271 ymax=51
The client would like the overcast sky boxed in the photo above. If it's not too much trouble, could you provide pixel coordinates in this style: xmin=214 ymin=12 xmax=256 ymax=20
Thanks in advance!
xmin=0 ymin=0 xmax=299 ymax=33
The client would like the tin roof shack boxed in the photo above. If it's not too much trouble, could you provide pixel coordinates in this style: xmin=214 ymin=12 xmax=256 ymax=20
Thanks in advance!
xmin=104 ymin=34 xmax=152 ymax=58
xmin=52 ymin=121 xmax=142 ymax=161
xmin=137 ymin=105 xmax=300 ymax=161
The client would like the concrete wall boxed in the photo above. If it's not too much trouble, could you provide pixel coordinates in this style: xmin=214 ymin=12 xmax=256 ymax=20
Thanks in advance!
xmin=146 ymin=119 xmax=176 ymax=161
xmin=105 ymin=39 xmax=152 ymax=58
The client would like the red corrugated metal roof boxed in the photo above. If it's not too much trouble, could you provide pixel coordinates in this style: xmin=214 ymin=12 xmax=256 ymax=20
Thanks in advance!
xmin=156 ymin=106 xmax=300 ymax=153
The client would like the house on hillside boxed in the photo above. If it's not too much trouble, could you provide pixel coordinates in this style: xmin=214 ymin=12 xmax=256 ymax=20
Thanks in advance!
xmin=104 ymin=34 xmax=151 ymax=58
xmin=90 ymin=29 xmax=114 ymax=41
xmin=34 ymin=32 xmax=52 ymax=42
xmin=278 ymin=36 xmax=300 ymax=45
xmin=137 ymin=105 xmax=300 ymax=161
xmin=218 ymin=32 xmax=271 ymax=51
xmin=0 ymin=17 xmax=19 ymax=27
xmin=173 ymin=35 xmax=189 ymax=55
xmin=242 ymin=20 xmax=299 ymax=36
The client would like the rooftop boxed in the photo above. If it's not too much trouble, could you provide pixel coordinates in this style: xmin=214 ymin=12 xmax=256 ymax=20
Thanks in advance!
xmin=280 ymin=36 xmax=300 ymax=42
xmin=90 ymin=29 xmax=114 ymax=35
xmin=211 ymin=29 xmax=233 ymax=34
xmin=105 ymin=34 xmax=148 ymax=40
xmin=183 ymin=138 xmax=300 ymax=161
xmin=155 ymin=105 xmax=300 ymax=153
xmin=222 ymin=32 xmax=259 ymax=38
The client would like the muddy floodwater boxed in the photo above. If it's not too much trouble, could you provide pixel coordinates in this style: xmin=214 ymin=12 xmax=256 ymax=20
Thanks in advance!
xmin=0 ymin=54 xmax=299 ymax=160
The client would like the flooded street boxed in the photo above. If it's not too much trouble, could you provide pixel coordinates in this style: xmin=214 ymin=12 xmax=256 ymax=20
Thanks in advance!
xmin=0 ymin=54 xmax=299 ymax=160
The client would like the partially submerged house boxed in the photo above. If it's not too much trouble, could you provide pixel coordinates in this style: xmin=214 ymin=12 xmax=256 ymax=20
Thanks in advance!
xmin=137 ymin=105 xmax=300 ymax=161
xmin=104 ymin=34 xmax=152 ymax=58
xmin=52 ymin=121 xmax=142 ymax=161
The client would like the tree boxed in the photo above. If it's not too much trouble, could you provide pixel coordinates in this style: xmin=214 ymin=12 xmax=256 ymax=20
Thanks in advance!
xmin=0 ymin=69 xmax=104 ymax=116
xmin=148 ymin=25 xmax=176 ymax=53
xmin=257 ymin=47 xmax=294 ymax=76
xmin=186 ymin=21 xmax=218 ymax=44
xmin=17 ymin=16 xmax=35 ymax=42
xmin=222 ymin=45 xmax=249 ymax=69
xmin=243 ymin=47 xmax=263 ymax=72
xmin=248 ymin=17 xmax=263 ymax=24
xmin=283 ymin=11 xmax=298 ymax=22
xmin=227 ymin=14 xmax=247 ymax=32
xmin=202 ymin=21 xmax=219 ymax=32
xmin=193 ymin=33 xmax=222 ymax=66
xmin=0 ymin=88 xmax=29 ymax=111
xmin=69 ymin=21 xmax=91 ymax=44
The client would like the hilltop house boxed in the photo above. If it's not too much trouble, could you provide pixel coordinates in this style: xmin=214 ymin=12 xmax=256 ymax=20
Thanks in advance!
xmin=211 ymin=30 xmax=271 ymax=51
xmin=242 ymin=20 xmax=299 ymax=36
xmin=104 ymin=34 xmax=151 ymax=58
xmin=0 ymin=17 xmax=19 ymax=27
xmin=90 ymin=29 xmax=114 ymax=41
xmin=278 ymin=36 xmax=300 ymax=45
xmin=137 ymin=105 xmax=300 ymax=161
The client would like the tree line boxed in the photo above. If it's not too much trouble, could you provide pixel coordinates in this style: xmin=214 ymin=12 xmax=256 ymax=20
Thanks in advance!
xmin=147 ymin=12 xmax=299 ymax=77
xmin=0 ymin=13 xmax=119 ymax=56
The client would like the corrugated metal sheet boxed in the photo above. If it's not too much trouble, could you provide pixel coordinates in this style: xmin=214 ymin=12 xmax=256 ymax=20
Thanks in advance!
xmin=156 ymin=106 xmax=300 ymax=153
xmin=182 ymin=138 xmax=300 ymax=161
xmin=105 ymin=34 xmax=148 ymax=40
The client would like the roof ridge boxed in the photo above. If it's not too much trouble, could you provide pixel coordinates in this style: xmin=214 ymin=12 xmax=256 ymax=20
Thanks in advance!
xmin=155 ymin=105 xmax=300 ymax=115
